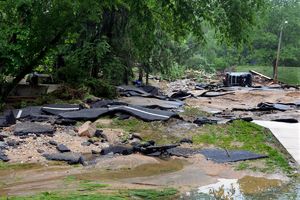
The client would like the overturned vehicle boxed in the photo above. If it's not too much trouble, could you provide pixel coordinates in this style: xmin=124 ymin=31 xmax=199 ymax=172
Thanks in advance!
xmin=223 ymin=72 xmax=252 ymax=87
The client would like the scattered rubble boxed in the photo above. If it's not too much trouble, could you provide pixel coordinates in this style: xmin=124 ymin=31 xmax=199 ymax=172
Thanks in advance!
xmin=77 ymin=121 xmax=96 ymax=137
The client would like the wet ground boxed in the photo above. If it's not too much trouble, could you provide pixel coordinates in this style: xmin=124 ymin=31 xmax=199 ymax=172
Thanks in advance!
xmin=1 ymin=79 xmax=300 ymax=199
xmin=0 ymin=154 xmax=295 ymax=198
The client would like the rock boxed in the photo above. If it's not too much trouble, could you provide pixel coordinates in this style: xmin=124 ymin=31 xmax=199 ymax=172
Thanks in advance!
xmin=91 ymin=149 xmax=101 ymax=154
xmin=53 ymin=118 xmax=77 ymax=126
xmin=14 ymin=122 xmax=54 ymax=136
xmin=66 ymin=129 xmax=77 ymax=136
xmin=131 ymin=133 xmax=143 ymax=140
xmin=56 ymin=144 xmax=70 ymax=153
xmin=81 ymin=141 xmax=91 ymax=146
xmin=179 ymin=138 xmax=193 ymax=144
xmin=93 ymin=119 xmax=113 ymax=127
xmin=43 ymin=152 xmax=84 ymax=165
xmin=0 ymin=142 xmax=8 ymax=149
xmin=129 ymin=138 xmax=141 ymax=145
xmin=88 ymin=137 xmax=100 ymax=144
xmin=49 ymin=140 xmax=58 ymax=146
xmin=94 ymin=130 xmax=104 ymax=138
xmin=0 ymin=133 xmax=9 ymax=141
xmin=6 ymin=139 xmax=19 ymax=147
xmin=78 ymin=121 xmax=96 ymax=138
xmin=101 ymin=129 xmax=123 ymax=144
xmin=0 ymin=150 xmax=9 ymax=162
xmin=0 ymin=110 xmax=16 ymax=127
xmin=37 ymin=149 xmax=44 ymax=154
xmin=100 ymin=145 xmax=133 ymax=155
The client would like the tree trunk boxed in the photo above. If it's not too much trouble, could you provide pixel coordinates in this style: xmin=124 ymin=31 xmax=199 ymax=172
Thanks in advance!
xmin=0 ymin=29 xmax=67 ymax=102
xmin=138 ymin=66 xmax=143 ymax=82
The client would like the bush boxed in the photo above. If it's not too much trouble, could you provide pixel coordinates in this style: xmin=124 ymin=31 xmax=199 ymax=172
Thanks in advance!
xmin=161 ymin=63 xmax=185 ymax=81
xmin=212 ymin=57 xmax=229 ymax=71
xmin=85 ymin=79 xmax=117 ymax=99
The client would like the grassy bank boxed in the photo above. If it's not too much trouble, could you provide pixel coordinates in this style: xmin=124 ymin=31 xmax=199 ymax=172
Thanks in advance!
xmin=192 ymin=121 xmax=291 ymax=173
xmin=236 ymin=65 xmax=300 ymax=85
xmin=0 ymin=188 xmax=178 ymax=200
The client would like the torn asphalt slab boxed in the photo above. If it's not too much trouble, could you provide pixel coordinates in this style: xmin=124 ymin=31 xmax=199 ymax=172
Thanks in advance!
xmin=41 ymin=104 xmax=81 ymax=115
xmin=14 ymin=122 xmax=54 ymax=136
xmin=13 ymin=106 xmax=42 ymax=119
xmin=59 ymin=108 xmax=109 ymax=120
xmin=199 ymin=91 xmax=235 ymax=97
xmin=108 ymin=105 xmax=178 ymax=121
xmin=59 ymin=105 xmax=178 ymax=121
xmin=200 ymin=149 xmax=267 ymax=163
xmin=119 ymin=96 xmax=184 ymax=110
xmin=43 ymin=152 xmax=84 ymax=164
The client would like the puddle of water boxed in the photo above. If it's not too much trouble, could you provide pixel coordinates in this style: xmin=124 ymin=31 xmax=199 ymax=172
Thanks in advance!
xmin=0 ymin=158 xmax=185 ymax=196
xmin=182 ymin=176 xmax=300 ymax=200
xmin=75 ymin=158 xmax=185 ymax=181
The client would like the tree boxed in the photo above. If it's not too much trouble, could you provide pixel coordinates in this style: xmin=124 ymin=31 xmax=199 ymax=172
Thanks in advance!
xmin=0 ymin=0 xmax=265 ymax=102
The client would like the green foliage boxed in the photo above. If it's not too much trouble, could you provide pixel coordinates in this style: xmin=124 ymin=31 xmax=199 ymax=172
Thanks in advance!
xmin=0 ymin=0 xmax=265 ymax=101
xmin=236 ymin=65 xmax=300 ymax=85
xmin=192 ymin=121 xmax=291 ymax=173
xmin=161 ymin=64 xmax=185 ymax=81
xmin=85 ymin=79 xmax=117 ymax=99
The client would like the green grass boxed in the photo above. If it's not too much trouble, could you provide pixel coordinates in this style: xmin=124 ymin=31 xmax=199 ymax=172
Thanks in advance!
xmin=79 ymin=180 xmax=109 ymax=191
xmin=106 ymin=118 xmax=177 ymax=144
xmin=236 ymin=65 xmax=300 ymax=85
xmin=0 ymin=162 xmax=38 ymax=170
xmin=1 ymin=188 xmax=178 ymax=200
xmin=127 ymin=188 xmax=178 ymax=200
xmin=180 ymin=106 xmax=211 ymax=120
xmin=192 ymin=120 xmax=291 ymax=173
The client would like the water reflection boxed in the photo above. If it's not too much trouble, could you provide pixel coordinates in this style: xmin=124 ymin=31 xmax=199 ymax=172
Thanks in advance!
xmin=182 ymin=176 xmax=300 ymax=200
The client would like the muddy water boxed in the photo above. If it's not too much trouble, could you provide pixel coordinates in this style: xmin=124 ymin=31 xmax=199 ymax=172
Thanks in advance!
xmin=0 ymin=158 xmax=185 ymax=196
xmin=183 ymin=176 xmax=300 ymax=199
xmin=75 ymin=158 xmax=185 ymax=181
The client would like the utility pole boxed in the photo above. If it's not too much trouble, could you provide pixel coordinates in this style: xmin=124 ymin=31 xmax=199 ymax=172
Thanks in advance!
xmin=273 ymin=20 xmax=288 ymax=83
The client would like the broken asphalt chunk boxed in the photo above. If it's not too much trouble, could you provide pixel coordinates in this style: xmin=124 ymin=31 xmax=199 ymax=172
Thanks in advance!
xmin=271 ymin=118 xmax=298 ymax=123
xmin=14 ymin=122 xmax=54 ymax=136
xmin=0 ymin=110 xmax=16 ymax=127
xmin=193 ymin=117 xmax=219 ymax=126
xmin=100 ymin=145 xmax=133 ymax=155
xmin=56 ymin=144 xmax=71 ymax=153
xmin=257 ymin=102 xmax=296 ymax=111
xmin=59 ymin=108 xmax=108 ymax=120
xmin=170 ymin=90 xmax=193 ymax=100
xmin=200 ymin=149 xmax=267 ymax=163
xmin=200 ymin=91 xmax=235 ymax=97
xmin=0 ymin=150 xmax=9 ymax=162
xmin=43 ymin=152 xmax=84 ymax=165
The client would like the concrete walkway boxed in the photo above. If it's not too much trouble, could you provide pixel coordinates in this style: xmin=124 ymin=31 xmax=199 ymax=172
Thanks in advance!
xmin=253 ymin=120 xmax=300 ymax=165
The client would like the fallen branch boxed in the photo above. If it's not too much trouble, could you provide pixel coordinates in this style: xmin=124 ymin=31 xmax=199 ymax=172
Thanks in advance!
xmin=249 ymin=70 xmax=272 ymax=80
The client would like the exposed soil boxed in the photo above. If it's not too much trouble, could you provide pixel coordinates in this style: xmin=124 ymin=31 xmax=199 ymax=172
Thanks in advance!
xmin=0 ymin=77 xmax=299 ymax=198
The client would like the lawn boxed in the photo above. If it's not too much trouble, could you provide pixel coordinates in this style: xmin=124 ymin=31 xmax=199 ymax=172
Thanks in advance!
xmin=236 ymin=65 xmax=300 ymax=85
